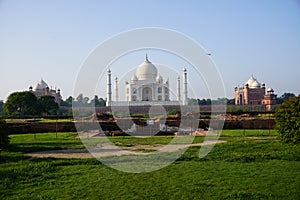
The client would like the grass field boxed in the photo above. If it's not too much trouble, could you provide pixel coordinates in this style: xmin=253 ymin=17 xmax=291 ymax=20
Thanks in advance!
xmin=5 ymin=118 xmax=73 ymax=123
xmin=1 ymin=130 xmax=299 ymax=199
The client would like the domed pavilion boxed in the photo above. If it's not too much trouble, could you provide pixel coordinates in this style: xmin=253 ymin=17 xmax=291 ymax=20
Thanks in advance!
xmin=106 ymin=55 xmax=188 ymax=106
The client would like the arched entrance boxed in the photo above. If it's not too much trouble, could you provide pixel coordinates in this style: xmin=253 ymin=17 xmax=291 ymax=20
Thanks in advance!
xmin=142 ymin=87 xmax=152 ymax=101
xmin=239 ymin=94 xmax=243 ymax=105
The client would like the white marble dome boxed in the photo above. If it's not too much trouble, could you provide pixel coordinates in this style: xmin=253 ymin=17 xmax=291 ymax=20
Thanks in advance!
xmin=246 ymin=75 xmax=261 ymax=88
xmin=136 ymin=56 xmax=157 ymax=81
xmin=33 ymin=79 xmax=49 ymax=91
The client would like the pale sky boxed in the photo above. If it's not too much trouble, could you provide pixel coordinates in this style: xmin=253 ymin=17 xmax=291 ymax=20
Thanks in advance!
xmin=0 ymin=0 xmax=300 ymax=101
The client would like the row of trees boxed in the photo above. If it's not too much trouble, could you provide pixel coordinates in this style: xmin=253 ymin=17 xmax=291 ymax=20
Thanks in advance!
xmin=188 ymin=98 xmax=235 ymax=105
xmin=0 ymin=91 xmax=297 ymax=116
xmin=61 ymin=94 xmax=106 ymax=107
xmin=3 ymin=91 xmax=59 ymax=116
xmin=188 ymin=93 xmax=296 ymax=106
xmin=0 ymin=92 xmax=107 ymax=116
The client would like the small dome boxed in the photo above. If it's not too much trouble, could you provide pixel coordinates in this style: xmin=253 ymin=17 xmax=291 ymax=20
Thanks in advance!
xmin=136 ymin=55 xmax=157 ymax=81
xmin=246 ymin=75 xmax=261 ymax=88
xmin=33 ymin=79 xmax=49 ymax=91
xmin=131 ymin=75 xmax=138 ymax=82
xmin=156 ymin=75 xmax=163 ymax=83
xmin=267 ymin=87 xmax=274 ymax=93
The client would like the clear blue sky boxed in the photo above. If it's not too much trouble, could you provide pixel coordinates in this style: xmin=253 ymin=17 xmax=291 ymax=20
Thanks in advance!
xmin=0 ymin=0 xmax=299 ymax=101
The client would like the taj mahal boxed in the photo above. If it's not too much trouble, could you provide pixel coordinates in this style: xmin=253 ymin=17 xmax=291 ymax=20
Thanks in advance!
xmin=106 ymin=55 xmax=188 ymax=106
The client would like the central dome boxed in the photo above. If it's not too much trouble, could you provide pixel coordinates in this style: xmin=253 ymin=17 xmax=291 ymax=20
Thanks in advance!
xmin=33 ymin=78 xmax=49 ymax=91
xmin=246 ymin=75 xmax=261 ymax=88
xmin=136 ymin=55 xmax=158 ymax=81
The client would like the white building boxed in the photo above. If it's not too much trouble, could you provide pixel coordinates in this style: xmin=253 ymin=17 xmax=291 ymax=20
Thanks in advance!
xmin=29 ymin=78 xmax=62 ymax=105
xmin=106 ymin=55 xmax=188 ymax=106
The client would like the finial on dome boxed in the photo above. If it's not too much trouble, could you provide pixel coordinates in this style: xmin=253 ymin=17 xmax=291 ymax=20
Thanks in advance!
xmin=145 ymin=53 xmax=149 ymax=62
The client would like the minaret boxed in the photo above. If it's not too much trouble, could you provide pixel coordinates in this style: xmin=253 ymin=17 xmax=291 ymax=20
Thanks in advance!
xmin=106 ymin=69 xmax=112 ymax=106
xmin=182 ymin=68 xmax=188 ymax=105
xmin=114 ymin=77 xmax=118 ymax=102
xmin=177 ymin=76 xmax=181 ymax=102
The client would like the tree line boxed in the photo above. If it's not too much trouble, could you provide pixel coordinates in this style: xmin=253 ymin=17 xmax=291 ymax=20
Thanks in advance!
xmin=0 ymin=92 xmax=106 ymax=116
xmin=187 ymin=93 xmax=296 ymax=106
xmin=0 ymin=91 xmax=297 ymax=116
xmin=188 ymin=98 xmax=235 ymax=105
xmin=2 ymin=91 xmax=59 ymax=116
xmin=60 ymin=94 xmax=106 ymax=107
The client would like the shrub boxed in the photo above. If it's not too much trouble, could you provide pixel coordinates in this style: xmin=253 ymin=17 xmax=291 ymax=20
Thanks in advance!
xmin=130 ymin=113 xmax=149 ymax=119
xmin=275 ymin=95 xmax=300 ymax=144
xmin=0 ymin=119 xmax=10 ymax=152
xmin=167 ymin=109 xmax=181 ymax=116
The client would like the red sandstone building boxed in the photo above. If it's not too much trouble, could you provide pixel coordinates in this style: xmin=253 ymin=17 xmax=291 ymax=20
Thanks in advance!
xmin=234 ymin=75 xmax=277 ymax=110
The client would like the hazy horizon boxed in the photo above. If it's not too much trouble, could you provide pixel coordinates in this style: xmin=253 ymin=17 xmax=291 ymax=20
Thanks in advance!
xmin=1 ymin=0 xmax=299 ymax=101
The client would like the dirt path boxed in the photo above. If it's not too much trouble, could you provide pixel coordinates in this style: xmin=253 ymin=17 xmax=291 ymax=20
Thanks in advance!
xmin=25 ymin=140 xmax=226 ymax=159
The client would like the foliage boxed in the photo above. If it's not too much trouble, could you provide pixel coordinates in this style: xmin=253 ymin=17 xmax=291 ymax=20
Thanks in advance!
xmin=90 ymin=95 xmax=106 ymax=107
xmin=0 ymin=100 xmax=4 ymax=116
xmin=3 ymin=91 xmax=39 ymax=116
xmin=130 ymin=113 xmax=149 ymax=118
xmin=188 ymin=98 xmax=199 ymax=105
xmin=60 ymin=96 xmax=74 ymax=107
xmin=212 ymin=98 xmax=233 ymax=105
xmin=0 ymin=119 xmax=10 ymax=152
xmin=198 ymin=98 xmax=212 ymax=105
xmin=71 ymin=94 xmax=106 ymax=107
xmin=276 ymin=92 xmax=295 ymax=104
xmin=167 ymin=109 xmax=181 ymax=116
xmin=38 ymin=95 xmax=59 ymax=115
xmin=188 ymin=98 xmax=234 ymax=105
xmin=275 ymin=95 xmax=300 ymax=144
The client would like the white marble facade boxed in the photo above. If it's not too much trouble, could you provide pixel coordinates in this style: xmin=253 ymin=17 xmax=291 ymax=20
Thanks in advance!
xmin=106 ymin=55 xmax=188 ymax=106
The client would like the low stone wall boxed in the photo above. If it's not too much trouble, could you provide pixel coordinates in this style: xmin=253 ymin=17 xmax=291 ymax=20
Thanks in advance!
xmin=8 ymin=119 xmax=276 ymax=134
xmin=223 ymin=119 xmax=275 ymax=129
xmin=8 ymin=122 xmax=77 ymax=134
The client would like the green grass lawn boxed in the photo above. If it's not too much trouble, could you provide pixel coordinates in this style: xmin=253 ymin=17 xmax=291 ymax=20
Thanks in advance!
xmin=1 ymin=131 xmax=300 ymax=199
xmin=5 ymin=118 xmax=73 ymax=123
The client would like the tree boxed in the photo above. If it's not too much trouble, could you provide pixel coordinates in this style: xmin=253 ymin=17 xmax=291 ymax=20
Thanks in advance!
xmin=38 ymin=95 xmax=59 ymax=115
xmin=0 ymin=100 xmax=4 ymax=116
xmin=275 ymin=95 xmax=300 ymax=144
xmin=76 ymin=93 xmax=84 ymax=106
xmin=277 ymin=93 xmax=295 ymax=104
xmin=167 ymin=109 xmax=181 ymax=116
xmin=198 ymin=98 xmax=211 ymax=105
xmin=226 ymin=98 xmax=235 ymax=105
xmin=89 ymin=95 xmax=106 ymax=107
xmin=0 ymin=119 xmax=10 ymax=152
xmin=83 ymin=97 xmax=89 ymax=105
xmin=98 ymin=98 xmax=106 ymax=107
xmin=61 ymin=96 xmax=74 ymax=107
xmin=90 ymin=95 xmax=98 ymax=106
xmin=212 ymin=98 xmax=228 ymax=105
xmin=3 ymin=91 xmax=39 ymax=116
xmin=188 ymin=98 xmax=198 ymax=105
